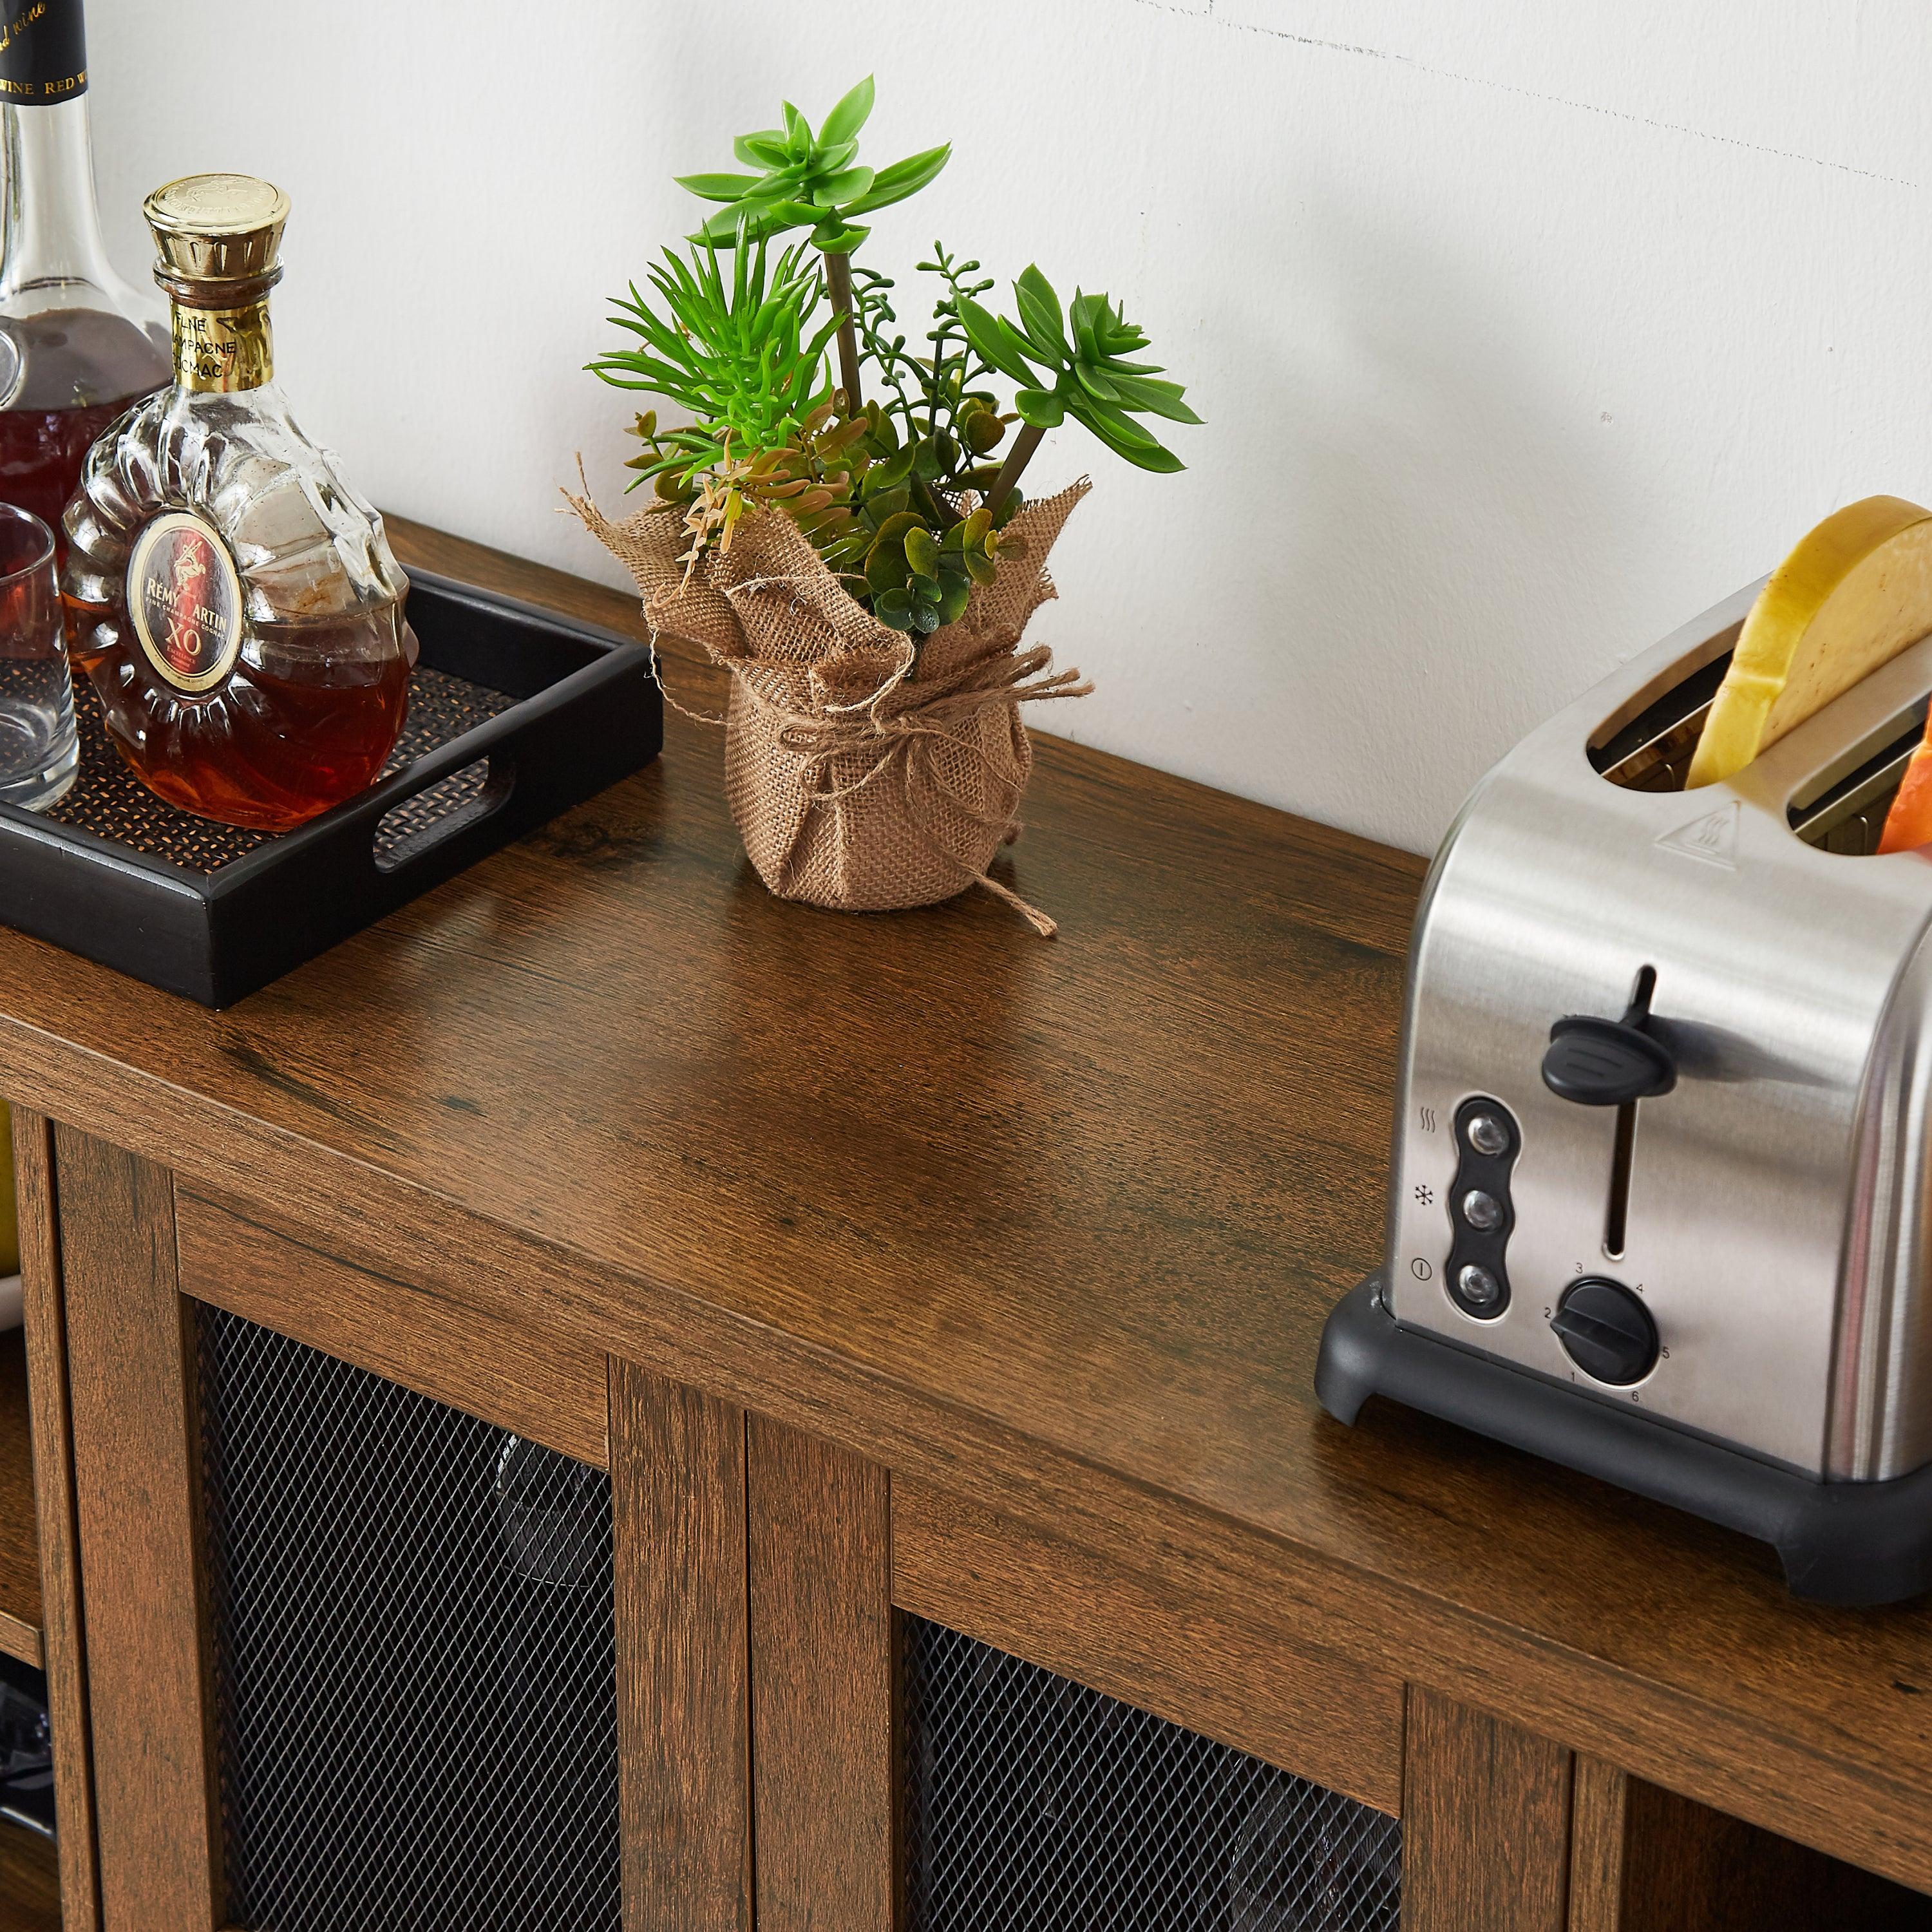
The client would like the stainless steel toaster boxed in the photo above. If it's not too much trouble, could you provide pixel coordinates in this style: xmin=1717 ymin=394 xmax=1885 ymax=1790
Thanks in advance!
xmin=1317 ymin=576 xmax=1932 ymax=1604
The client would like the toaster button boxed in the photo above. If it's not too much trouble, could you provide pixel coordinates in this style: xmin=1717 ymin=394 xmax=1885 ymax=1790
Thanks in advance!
xmin=1460 ymin=1189 xmax=1504 ymax=1232
xmin=1465 ymin=1113 xmax=1511 ymax=1157
xmin=1457 ymin=1264 xmax=1503 ymax=1310
xmin=1551 ymin=1278 xmax=1658 ymax=1386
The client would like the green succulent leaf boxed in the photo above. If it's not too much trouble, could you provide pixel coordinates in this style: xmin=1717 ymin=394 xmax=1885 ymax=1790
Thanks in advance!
xmin=875 ymin=587 xmax=914 ymax=627
xmin=904 ymin=526 xmax=940 ymax=577
xmin=866 ymin=540 xmax=913 ymax=594
xmin=811 ymin=221 xmax=871 ymax=254
xmin=1102 ymin=373 xmax=1203 ymax=423
xmin=871 ymin=444 xmax=918 ymax=491
xmin=1073 ymin=362 xmax=1121 ymax=404
xmin=961 ymin=408 xmax=1005 ymax=453
xmin=677 ymin=171 xmax=762 ymax=204
xmin=1014 ymin=386 xmax=1066 ymax=428
xmin=842 ymin=143 xmax=952 ymax=215
xmin=1013 ymin=266 xmax=1070 ymax=361
xmin=734 ymin=131 xmax=788 ymax=168
xmin=812 ymin=167 xmax=875 ymax=207
xmin=936 ymin=576 xmax=972 ymax=625
xmin=869 ymin=509 xmax=924 ymax=547
xmin=910 ymin=600 xmax=942 ymax=635
xmin=1069 ymin=395 xmax=1185 ymax=470
xmin=963 ymin=548 xmax=999 ymax=587
xmin=953 ymin=297 xmax=1041 ymax=386
xmin=681 ymin=89 xmax=947 ymax=261
xmin=819 ymin=75 xmax=876 ymax=146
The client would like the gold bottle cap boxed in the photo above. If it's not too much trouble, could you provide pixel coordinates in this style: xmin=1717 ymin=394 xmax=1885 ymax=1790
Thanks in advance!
xmin=144 ymin=174 xmax=290 ymax=305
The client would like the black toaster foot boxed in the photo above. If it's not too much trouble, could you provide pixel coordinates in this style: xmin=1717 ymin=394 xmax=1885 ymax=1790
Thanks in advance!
xmin=1316 ymin=1275 xmax=1932 ymax=1608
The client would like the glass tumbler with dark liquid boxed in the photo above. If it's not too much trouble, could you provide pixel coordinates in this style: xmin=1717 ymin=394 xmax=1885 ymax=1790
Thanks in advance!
xmin=0 ymin=0 xmax=169 ymax=539
xmin=62 ymin=175 xmax=412 ymax=831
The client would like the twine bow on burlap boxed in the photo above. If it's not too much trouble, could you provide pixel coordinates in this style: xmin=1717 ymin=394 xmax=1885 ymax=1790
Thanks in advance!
xmin=565 ymin=472 xmax=1093 ymax=935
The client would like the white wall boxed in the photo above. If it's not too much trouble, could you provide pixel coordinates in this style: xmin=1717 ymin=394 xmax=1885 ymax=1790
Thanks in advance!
xmin=84 ymin=0 xmax=1932 ymax=855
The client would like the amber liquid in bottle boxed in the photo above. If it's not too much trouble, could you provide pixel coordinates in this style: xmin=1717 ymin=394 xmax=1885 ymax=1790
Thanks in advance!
xmin=0 ymin=310 xmax=167 ymax=535
xmin=61 ymin=175 xmax=413 ymax=833
xmin=0 ymin=6 xmax=169 ymax=546
xmin=62 ymin=606 xmax=411 ymax=830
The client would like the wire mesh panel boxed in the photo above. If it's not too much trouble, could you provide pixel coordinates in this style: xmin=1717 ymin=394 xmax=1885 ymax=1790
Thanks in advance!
xmin=196 ymin=1307 xmax=620 ymax=1932
xmin=902 ymin=1617 xmax=1401 ymax=1932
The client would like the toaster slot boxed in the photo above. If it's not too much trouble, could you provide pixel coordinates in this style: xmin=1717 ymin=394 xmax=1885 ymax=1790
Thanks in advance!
xmin=1786 ymin=701 xmax=1927 ymax=855
xmin=1600 ymin=965 xmax=1656 ymax=1261
xmin=1590 ymin=650 xmax=1732 ymax=793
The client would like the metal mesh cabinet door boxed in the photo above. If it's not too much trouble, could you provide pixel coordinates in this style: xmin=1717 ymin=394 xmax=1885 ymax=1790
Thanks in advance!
xmin=196 ymin=1305 xmax=621 ymax=1932
xmin=902 ymin=1616 xmax=1402 ymax=1932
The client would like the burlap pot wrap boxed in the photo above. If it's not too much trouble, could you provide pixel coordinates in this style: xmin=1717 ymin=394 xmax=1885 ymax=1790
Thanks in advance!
xmin=567 ymin=474 xmax=1092 ymax=934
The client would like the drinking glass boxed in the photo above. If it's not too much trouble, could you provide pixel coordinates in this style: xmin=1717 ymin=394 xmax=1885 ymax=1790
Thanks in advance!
xmin=0 ymin=504 xmax=77 ymax=812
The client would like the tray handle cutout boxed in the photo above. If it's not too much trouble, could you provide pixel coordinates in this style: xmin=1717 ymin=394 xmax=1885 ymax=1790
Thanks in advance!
xmin=372 ymin=752 xmax=517 ymax=875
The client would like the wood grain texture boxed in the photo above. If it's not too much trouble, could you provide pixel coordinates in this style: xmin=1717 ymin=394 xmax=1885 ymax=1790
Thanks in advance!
xmin=892 ymin=1475 xmax=1403 ymax=1815
xmin=1613 ymin=1775 xmax=1932 ymax=1930
xmin=0 ymin=1332 xmax=40 ymax=1670
xmin=747 ymin=1417 xmax=892 ymax=1932
xmin=0 ymin=1824 xmax=61 ymax=1932
xmin=55 ymin=1128 xmax=218 ymax=1932
xmin=609 ymin=1358 xmax=751 ymax=1931
xmin=176 ymin=1187 xmax=607 ymax=1466
xmin=1565 ymin=1756 xmax=1626 ymax=1932
xmin=13 ymin=1108 xmax=97 ymax=1932
xmin=0 ymin=520 xmax=1928 ymax=1888
xmin=1403 ymin=1690 xmax=1571 ymax=1932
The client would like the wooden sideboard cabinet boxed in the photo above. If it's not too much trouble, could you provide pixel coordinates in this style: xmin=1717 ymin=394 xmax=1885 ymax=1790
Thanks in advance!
xmin=2 ymin=524 xmax=1932 ymax=1931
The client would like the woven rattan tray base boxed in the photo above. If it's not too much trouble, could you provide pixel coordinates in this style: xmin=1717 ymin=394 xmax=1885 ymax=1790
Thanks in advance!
xmin=49 ymin=667 xmax=516 ymax=874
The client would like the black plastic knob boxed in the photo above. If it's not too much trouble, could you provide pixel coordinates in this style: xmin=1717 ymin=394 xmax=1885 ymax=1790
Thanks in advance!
xmin=1551 ymin=1278 xmax=1658 ymax=1386
xmin=1542 ymin=1015 xmax=1676 ymax=1107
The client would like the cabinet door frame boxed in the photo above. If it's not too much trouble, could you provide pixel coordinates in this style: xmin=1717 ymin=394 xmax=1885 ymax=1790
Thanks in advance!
xmin=53 ymin=1126 xmax=1922 ymax=1932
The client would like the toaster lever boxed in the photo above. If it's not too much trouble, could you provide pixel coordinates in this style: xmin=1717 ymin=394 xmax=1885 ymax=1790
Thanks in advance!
xmin=1542 ymin=1014 xmax=1676 ymax=1106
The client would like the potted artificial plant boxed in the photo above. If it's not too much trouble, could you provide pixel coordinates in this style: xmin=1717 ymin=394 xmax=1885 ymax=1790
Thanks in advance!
xmin=569 ymin=76 xmax=1198 ymax=934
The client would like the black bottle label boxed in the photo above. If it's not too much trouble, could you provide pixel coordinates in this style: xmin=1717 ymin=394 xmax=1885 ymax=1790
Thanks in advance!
xmin=0 ymin=0 xmax=85 ymax=101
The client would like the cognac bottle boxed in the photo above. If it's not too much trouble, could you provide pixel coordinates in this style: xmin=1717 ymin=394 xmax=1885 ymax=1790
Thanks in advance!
xmin=0 ymin=0 xmax=169 ymax=542
xmin=62 ymin=175 xmax=412 ymax=831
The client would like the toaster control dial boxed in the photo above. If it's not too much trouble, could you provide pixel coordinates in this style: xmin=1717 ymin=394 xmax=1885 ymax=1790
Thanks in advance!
xmin=1551 ymin=1278 xmax=1658 ymax=1387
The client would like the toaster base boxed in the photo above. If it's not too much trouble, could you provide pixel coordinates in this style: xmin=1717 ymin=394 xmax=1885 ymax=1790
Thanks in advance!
xmin=1316 ymin=1276 xmax=1932 ymax=1607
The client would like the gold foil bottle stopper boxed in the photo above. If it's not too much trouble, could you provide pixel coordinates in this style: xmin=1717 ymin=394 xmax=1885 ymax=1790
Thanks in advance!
xmin=143 ymin=175 xmax=289 ymax=393
xmin=143 ymin=173 xmax=289 ymax=303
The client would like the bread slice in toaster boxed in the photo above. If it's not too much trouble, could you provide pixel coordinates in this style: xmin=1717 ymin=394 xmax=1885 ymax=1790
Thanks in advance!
xmin=1687 ymin=494 xmax=1932 ymax=788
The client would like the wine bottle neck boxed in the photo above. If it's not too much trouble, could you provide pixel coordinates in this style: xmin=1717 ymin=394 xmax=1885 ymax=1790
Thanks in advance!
xmin=170 ymin=295 xmax=273 ymax=393
xmin=0 ymin=96 xmax=118 ymax=300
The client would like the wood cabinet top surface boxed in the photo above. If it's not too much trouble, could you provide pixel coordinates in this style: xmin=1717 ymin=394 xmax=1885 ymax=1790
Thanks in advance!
xmin=8 ymin=518 xmax=1932 ymax=1884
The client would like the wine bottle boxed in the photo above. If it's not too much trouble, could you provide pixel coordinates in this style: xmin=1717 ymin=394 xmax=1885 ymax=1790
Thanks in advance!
xmin=61 ymin=175 xmax=412 ymax=832
xmin=0 ymin=0 xmax=168 ymax=540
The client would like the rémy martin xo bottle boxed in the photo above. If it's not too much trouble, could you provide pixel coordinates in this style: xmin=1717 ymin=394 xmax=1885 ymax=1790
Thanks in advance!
xmin=0 ymin=0 xmax=169 ymax=540
xmin=62 ymin=175 xmax=413 ymax=831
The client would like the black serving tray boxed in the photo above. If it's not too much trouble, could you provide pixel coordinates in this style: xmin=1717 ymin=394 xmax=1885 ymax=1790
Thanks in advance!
xmin=0 ymin=567 xmax=661 ymax=1007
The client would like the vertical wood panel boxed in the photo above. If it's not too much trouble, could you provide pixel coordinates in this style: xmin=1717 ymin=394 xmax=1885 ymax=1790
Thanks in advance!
xmin=1566 ymin=1756 xmax=1628 ymax=1932
xmin=13 ymin=1110 xmax=99 ymax=1932
xmin=609 ymin=1358 xmax=752 ymax=1931
xmin=54 ymin=1128 xmax=218 ymax=1932
xmin=1403 ymin=1687 xmax=1572 ymax=1932
xmin=747 ymin=1414 xmax=893 ymax=1932
xmin=1615 ymin=1775 xmax=1932 ymax=1931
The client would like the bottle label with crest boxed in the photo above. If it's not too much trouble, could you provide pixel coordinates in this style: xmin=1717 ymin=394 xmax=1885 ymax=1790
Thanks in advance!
xmin=0 ymin=0 xmax=86 ymax=100
xmin=126 ymin=513 xmax=243 ymax=695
